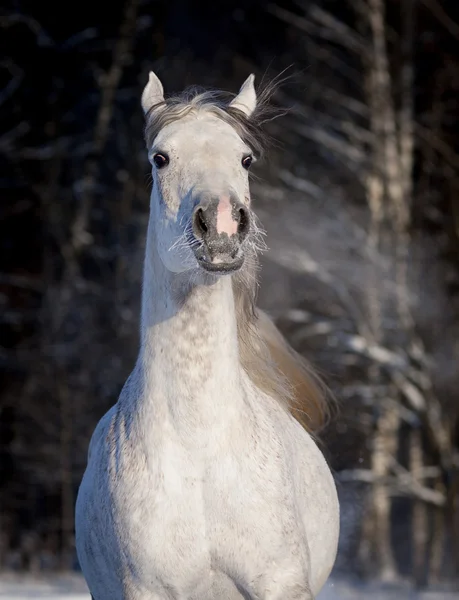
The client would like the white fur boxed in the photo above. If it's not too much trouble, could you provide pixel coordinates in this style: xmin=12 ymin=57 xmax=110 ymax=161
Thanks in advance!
xmin=229 ymin=74 xmax=257 ymax=116
xmin=141 ymin=71 xmax=165 ymax=114
xmin=75 ymin=74 xmax=339 ymax=600
xmin=147 ymin=112 xmax=252 ymax=275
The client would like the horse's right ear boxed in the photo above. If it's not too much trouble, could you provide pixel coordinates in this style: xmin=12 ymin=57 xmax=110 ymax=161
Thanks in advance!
xmin=141 ymin=71 xmax=165 ymax=115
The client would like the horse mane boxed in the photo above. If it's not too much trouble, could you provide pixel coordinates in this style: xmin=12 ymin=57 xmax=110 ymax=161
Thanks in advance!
xmin=233 ymin=264 xmax=331 ymax=434
xmin=144 ymin=80 xmax=332 ymax=434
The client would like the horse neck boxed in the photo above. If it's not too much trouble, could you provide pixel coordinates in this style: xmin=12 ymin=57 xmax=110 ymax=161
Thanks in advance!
xmin=135 ymin=217 xmax=244 ymax=430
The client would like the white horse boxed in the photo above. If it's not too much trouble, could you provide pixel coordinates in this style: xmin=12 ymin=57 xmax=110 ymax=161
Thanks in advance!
xmin=75 ymin=72 xmax=339 ymax=600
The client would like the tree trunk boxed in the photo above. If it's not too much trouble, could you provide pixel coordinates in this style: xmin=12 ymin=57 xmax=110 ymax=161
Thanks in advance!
xmin=372 ymin=399 xmax=399 ymax=580
xmin=429 ymin=480 xmax=446 ymax=583
xmin=59 ymin=382 xmax=74 ymax=570
xmin=410 ymin=428 xmax=428 ymax=587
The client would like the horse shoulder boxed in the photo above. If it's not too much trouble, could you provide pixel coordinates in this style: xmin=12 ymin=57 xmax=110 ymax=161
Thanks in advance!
xmin=87 ymin=404 xmax=118 ymax=462
xmin=287 ymin=418 xmax=339 ymax=594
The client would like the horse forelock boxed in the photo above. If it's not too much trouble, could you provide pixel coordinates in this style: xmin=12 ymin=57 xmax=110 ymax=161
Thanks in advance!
xmin=143 ymin=83 xmax=278 ymax=157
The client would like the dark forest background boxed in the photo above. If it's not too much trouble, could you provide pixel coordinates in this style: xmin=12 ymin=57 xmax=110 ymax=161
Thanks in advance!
xmin=1 ymin=0 xmax=458 ymax=589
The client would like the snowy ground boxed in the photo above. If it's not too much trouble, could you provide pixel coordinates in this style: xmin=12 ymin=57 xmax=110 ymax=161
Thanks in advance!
xmin=0 ymin=574 xmax=457 ymax=599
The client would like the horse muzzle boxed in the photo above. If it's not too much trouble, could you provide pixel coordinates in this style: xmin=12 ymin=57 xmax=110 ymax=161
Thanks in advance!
xmin=190 ymin=193 xmax=250 ymax=273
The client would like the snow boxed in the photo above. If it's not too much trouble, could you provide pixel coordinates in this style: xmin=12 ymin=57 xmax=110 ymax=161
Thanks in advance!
xmin=0 ymin=574 xmax=457 ymax=599
xmin=0 ymin=574 xmax=88 ymax=599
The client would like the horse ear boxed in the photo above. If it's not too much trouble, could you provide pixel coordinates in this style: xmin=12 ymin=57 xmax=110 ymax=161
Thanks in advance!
xmin=141 ymin=71 xmax=165 ymax=115
xmin=229 ymin=74 xmax=257 ymax=117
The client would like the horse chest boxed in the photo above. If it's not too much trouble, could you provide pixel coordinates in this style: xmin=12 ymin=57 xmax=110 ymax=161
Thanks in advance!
xmin=110 ymin=411 xmax=306 ymax=596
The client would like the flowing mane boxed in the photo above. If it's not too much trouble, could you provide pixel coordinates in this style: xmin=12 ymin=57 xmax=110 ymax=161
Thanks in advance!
xmin=144 ymin=83 xmax=331 ymax=433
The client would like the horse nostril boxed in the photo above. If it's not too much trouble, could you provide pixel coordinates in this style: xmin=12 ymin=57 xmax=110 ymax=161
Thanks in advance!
xmin=193 ymin=207 xmax=208 ymax=239
xmin=237 ymin=207 xmax=250 ymax=237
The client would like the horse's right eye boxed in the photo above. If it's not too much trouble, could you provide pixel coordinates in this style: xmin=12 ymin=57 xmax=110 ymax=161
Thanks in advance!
xmin=153 ymin=153 xmax=169 ymax=169
xmin=242 ymin=155 xmax=253 ymax=170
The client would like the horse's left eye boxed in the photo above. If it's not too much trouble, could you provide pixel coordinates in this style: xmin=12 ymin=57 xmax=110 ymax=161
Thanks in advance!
xmin=153 ymin=153 xmax=169 ymax=169
xmin=242 ymin=155 xmax=253 ymax=170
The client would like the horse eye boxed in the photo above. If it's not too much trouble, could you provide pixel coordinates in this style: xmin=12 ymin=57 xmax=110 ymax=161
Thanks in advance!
xmin=242 ymin=155 xmax=253 ymax=170
xmin=153 ymin=153 xmax=169 ymax=169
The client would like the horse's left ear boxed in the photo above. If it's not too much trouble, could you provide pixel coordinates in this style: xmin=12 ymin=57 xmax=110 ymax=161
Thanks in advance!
xmin=229 ymin=74 xmax=257 ymax=117
xmin=141 ymin=71 xmax=165 ymax=115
